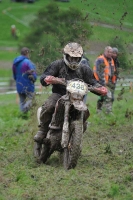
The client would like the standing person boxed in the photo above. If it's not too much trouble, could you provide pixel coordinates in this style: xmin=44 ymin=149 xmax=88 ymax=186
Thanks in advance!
xmin=93 ymin=46 xmax=116 ymax=114
xmin=11 ymin=25 xmax=17 ymax=39
xmin=112 ymin=47 xmax=120 ymax=81
xmin=81 ymin=55 xmax=90 ymax=66
xmin=12 ymin=47 xmax=37 ymax=114
xmin=33 ymin=42 xmax=107 ymax=154
xmin=112 ymin=47 xmax=120 ymax=102
xmin=81 ymin=55 xmax=90 ymax=103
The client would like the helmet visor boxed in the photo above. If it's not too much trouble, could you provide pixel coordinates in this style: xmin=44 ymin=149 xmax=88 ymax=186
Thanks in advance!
xmin=67 ymin=55 xmax=81 ymax=63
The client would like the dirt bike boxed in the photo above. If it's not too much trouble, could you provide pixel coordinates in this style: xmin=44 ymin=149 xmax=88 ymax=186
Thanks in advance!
xmin=34 ymin=77 xmax=107 ymax=170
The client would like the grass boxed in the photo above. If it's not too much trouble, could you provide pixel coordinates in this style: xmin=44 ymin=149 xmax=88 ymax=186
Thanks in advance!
xmin=0 ymin=50 xmax=19 ymax=61
xmin=0 ymin=69 xmax=12 ymax=77
xmin=0 ymin=0 xmax=133 ymax=59
xmin=90 ymin=24 xmax=133 ymax=44
xmin=0 ymin=88 xmax=133 ymax=199
xmin=1 ymin=0 xmax=133 ymax=199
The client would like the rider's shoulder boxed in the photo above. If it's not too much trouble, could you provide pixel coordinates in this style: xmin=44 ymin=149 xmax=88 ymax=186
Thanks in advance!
xmin=50 ymin=59 xmax=64 ymax=67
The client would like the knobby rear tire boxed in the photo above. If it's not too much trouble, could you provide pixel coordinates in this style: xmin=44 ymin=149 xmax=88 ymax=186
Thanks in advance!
xmin=34 ymin=142 xmax=42 ymax=158
xmin=39 ymin=132 xmax=61 ymax=164
xmin=34 ymin=142 xmax=49 ymax=164
xmin=39 ymin=144 xmax=49 ymax=163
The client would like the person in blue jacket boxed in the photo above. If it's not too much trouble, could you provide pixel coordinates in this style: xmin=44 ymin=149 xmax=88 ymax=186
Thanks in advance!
xmin=12 ymin=47 xmax=37 ymax=113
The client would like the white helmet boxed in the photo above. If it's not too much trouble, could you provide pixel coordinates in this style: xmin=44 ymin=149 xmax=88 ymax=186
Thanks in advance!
xmin=63 ymin=42 xmax=83 ymax=70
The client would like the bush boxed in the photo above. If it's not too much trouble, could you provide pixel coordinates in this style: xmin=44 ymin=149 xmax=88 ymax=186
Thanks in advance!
xmin=20 ymin=2 xmax=92 ymax=72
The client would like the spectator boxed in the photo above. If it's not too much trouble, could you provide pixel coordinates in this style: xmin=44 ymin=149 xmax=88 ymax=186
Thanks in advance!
xmin=81 ymin=55 xmax=90 ymax=103
xmin=93 ymin=46 xmax=116 ymax=114
xmin=81 ymin=55 xmax=90 ymax=66
xmin=12 ymin=47 xmax=37 ymax=114
xmin=11 ymin=25 xmax=17 ymax=38
xmin=112 ymin=47 xmax=120 ymax=80
xmin=112 ymin=47 xmax=120 ymax=102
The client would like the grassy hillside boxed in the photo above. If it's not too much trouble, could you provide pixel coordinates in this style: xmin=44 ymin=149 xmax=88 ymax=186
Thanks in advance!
xmin=1 ymin=1 xmax=133 ymax=199
xmin=1 ymin=0 xmax=133 ymax=62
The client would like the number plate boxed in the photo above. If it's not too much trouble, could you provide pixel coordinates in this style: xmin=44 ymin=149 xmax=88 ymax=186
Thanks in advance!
xmin=67 ymin=80 xmax=88 ymax=95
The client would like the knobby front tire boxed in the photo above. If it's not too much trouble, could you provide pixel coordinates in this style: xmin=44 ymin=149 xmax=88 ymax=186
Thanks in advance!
xmin=63 ymin=121 xmax=83 ymax=170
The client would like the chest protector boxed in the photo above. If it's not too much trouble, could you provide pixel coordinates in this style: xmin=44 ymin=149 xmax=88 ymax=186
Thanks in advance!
xmin=58 ymin=63 xmax=83 ymax=80
xmin=93 ymin=55 xmax=116 ymax=84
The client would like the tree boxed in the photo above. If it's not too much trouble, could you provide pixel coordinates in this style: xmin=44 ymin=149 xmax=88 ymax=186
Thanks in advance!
xmin=109 ymin=36 xmax=129 ymax=70
xmin=20 ymin=2 xmax=92 ymax=74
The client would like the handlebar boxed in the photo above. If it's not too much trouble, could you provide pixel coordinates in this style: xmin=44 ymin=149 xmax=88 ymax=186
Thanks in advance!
xmin=44 ymin=76 xmax=108 ymax=96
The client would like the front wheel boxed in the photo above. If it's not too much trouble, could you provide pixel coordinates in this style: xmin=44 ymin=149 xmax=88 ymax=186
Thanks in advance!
xmin=63 ymin=121 xmax=83 ymax=170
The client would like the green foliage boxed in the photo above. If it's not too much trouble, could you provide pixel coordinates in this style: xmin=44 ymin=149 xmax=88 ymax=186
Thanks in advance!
xmin=0 ymin=50 xmax=18 ymax=61
xmin=0 ymin=68 xmax=12 ymax=77
xmin=1 ymin=1 xmax=133 ymax=199
xmin=109 ymin=36 xmax=130 ymax=69
xmin=108 ymin=184 xmax=120 ymax=197
xmin=20 ymin=2 xmax=92 ymax=70
xmin=1 ymin=0 xmax=133 ymax=66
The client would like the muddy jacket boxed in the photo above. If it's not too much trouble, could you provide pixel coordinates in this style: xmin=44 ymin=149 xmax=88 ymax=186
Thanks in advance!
xmin=40 ymin=59 xmax=100 ymax=96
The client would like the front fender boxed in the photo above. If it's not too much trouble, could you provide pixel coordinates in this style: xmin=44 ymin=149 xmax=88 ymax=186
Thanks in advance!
xmin=72 ymin=100 xmax=87 ymax=111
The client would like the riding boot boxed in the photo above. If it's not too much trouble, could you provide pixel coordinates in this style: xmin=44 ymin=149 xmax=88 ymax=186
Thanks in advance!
xmin=34 ymin=124 xmax=48 ymax=143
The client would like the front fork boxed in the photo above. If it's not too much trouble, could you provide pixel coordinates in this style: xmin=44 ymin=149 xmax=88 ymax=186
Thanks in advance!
xmin=61 ymin=101 xmax=84 ymax=148
xmin=61 ymin=101 xmax=70 ymax=148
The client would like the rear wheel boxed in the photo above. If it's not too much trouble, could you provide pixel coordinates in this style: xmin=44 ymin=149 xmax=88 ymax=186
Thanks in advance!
xmin=39 ymin=144 xmax=50 ymax=163
xmin=63 ymin=121 xmax=83 ymax=170
xmin=39 ymin=130 xmax=62 ymax=163
xmin=34 ymin=141 xmax=50 ymax=163
xmin=34 ymin=142 xmax=42 ymax=158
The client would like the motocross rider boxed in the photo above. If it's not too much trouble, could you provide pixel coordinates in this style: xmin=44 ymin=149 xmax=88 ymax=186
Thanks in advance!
xmin=34 ymin=42 xmax=107 ymax=152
